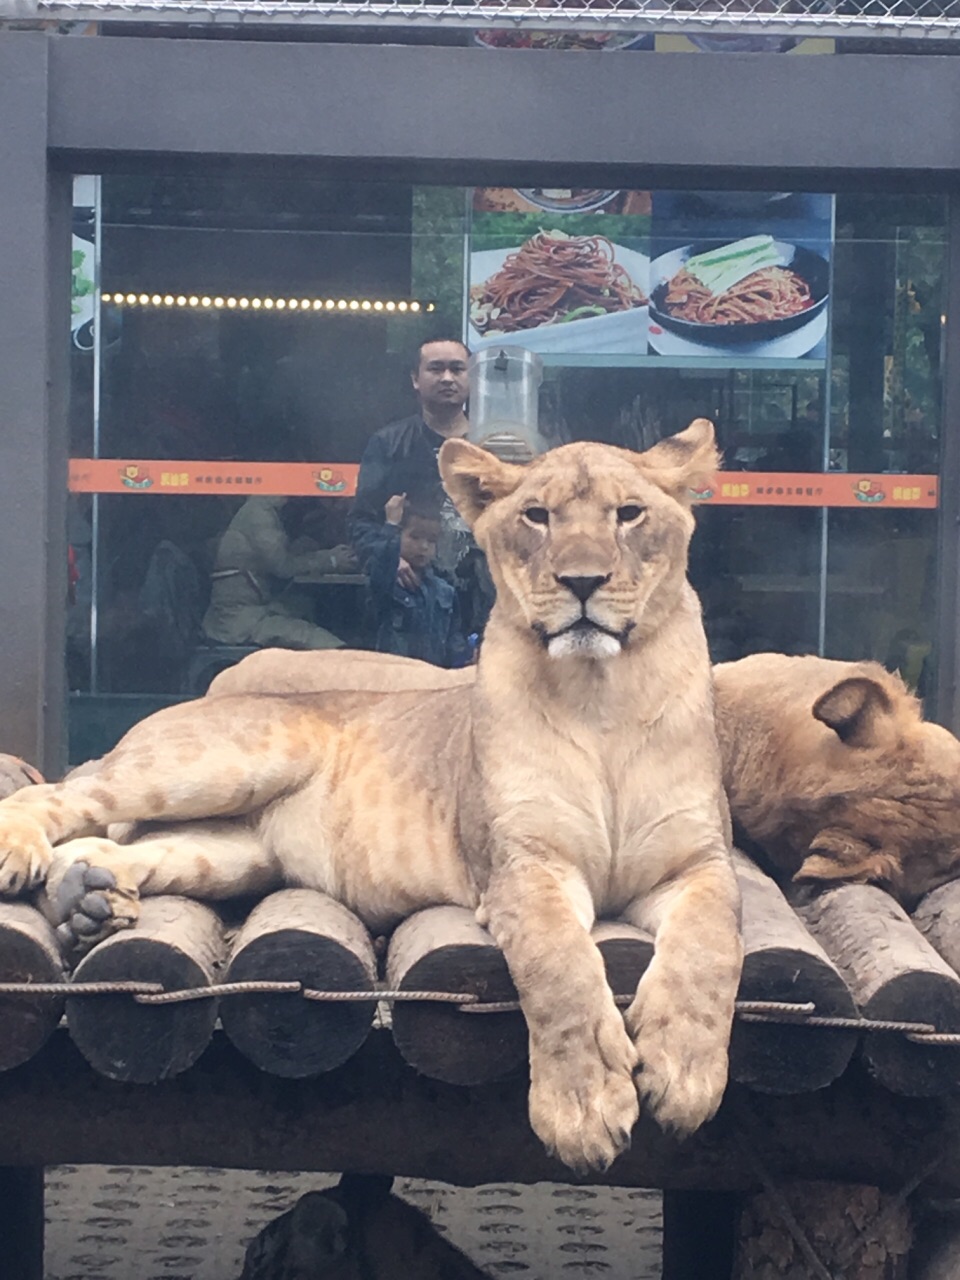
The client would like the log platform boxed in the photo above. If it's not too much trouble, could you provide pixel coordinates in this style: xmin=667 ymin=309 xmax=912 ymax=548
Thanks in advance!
xmin=221 ymin=888 xmax=378 ymax=1078
xmin=2 ymin=859 xmax=960 ymax=1278
xmin=0 ymin=903 xmax=64 ymax=1071
xmin=67 ymin=896 xmax=225 ymax=1083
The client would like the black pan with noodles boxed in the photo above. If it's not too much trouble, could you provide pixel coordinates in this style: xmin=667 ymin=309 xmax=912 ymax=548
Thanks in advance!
xmin=649 ymin=241 xmax=830 ymax=345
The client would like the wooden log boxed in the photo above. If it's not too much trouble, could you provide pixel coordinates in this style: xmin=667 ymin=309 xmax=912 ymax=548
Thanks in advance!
xmin=793 ymin=883 xmax=960 ymax=1095
xmin=387 ymin=914 xmax=655 ymax=1087
xmin=0 ymin=903 xmax=65 ymax=1071
xmin=733 ymin=1181 xmax=912 ymax=1279
xmin=66 ymin=896 xmax=224 ymax=1083
xmin=913 ymin=880 xmax=960 ymax=976
xmin=593 ymin=919 xmax=654 ymax=997
xmin=732 ymin=853 xmax=858 ymax=1094
xmin=221 ymin=889 xmax=377 ymax=1078
xmin=387 ymin=906 xmax=526 ymax=1086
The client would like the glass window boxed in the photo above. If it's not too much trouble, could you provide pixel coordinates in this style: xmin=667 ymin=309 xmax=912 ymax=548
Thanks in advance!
xmin=66 ymin=177 xmax=947 ymax=762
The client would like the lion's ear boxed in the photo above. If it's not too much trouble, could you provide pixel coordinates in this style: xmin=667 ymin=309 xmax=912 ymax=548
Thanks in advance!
xmin=439 ymin=438 xmax=525 ymax=527
xmin=813 ymin=676 xmax=899 ymax=749
xmin=637 ymin=418 xmax=720 ymax=503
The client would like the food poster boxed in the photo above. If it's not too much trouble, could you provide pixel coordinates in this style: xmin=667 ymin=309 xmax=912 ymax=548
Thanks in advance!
xmin=72 ymin=175 xmax=98 ymax=353
xmin=473 ymin=31 xmax=654 ymax=51
xmin=654 ymin=35 xmax=834 ymax=54
xmin=467 ymin=189 xmax=653 ymax=357
xmin=646 ymin=191 xmax=834 ymax=361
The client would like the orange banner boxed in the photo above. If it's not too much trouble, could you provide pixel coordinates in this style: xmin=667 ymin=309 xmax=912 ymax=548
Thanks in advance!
xmin=692 ymin=472 xmax=938 ymax=510
xmin=67 ymin=461 xmax=939 ymax=510
xmin=68 ymin=459 xmax=359 ymax=498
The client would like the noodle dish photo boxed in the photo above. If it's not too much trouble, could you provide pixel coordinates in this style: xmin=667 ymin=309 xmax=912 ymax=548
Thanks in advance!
xmin=468 ymin=228 xmax=650 ymax=355
xmin=474 ymin=30 xmax=653 ymax=51
xmin=648 ymin=234 xmax=830 ymax=355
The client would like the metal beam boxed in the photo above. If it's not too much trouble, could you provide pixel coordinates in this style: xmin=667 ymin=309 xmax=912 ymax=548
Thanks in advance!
xmin=0 ymin=32 xmax=70 ymax=775
xmin=45 ymin=36 xmax=960 ymax=181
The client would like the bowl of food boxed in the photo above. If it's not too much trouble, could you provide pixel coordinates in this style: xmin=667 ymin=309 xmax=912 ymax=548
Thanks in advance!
xmin=648 ymin=235 xmax=829 ymax=345
xmin=513 ymin=188 xmax=621 ymax=213
xmin=468 ymin=229 xmax=649 ymax=354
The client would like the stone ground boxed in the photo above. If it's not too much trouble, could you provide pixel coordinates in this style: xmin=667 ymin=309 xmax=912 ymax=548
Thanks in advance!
xmin=44 ymin=1166 xmax=663 ymax=1279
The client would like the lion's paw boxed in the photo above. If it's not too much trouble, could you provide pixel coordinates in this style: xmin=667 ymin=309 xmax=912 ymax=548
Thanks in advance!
xmin=0 ymin=811 xmax=53 ymax=896
xmin=529 ymin=1009 xmax=639 ymax=1174
xmin=626 ymin=972 xmax=731 ymax=1137
xmin=47 ymin=843 xmax=141 ymax=957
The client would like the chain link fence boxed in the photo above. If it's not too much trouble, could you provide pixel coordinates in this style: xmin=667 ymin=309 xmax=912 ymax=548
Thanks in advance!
xmin=3 ymin=0 xmax=960 ymax=40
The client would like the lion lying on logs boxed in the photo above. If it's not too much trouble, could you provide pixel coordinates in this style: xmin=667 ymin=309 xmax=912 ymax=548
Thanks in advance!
xmin=713 ymin=652 xmax=960 ymax=909
xmin=0 ymin=420 xmax=744 ymax=1174
xmin=214 ymin=651 xmax=960 ymax=912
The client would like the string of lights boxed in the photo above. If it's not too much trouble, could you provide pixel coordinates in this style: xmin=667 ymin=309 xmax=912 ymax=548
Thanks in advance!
xmin=100 ymin=292 xmax=434 ymax=313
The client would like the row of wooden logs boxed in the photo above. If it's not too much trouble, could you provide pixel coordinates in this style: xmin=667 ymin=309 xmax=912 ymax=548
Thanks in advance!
xmin=3 ymin=851 xmax=960 ymax=1093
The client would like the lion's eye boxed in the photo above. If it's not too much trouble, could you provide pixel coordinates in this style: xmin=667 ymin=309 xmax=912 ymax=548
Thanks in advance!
xmin=523 ymin=507 xmax=550 ymax=526
xmin=617 ymin=504 xmax=646 ymax=524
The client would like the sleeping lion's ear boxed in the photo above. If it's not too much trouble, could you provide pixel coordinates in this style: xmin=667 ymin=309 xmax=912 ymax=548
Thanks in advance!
xmin=813 ymin=676 xmax=899 ymax=749
xmin=637 ymin=419 xmax=721 ymax=504
xmin=439 ymin=438 xmax=525 ymax=528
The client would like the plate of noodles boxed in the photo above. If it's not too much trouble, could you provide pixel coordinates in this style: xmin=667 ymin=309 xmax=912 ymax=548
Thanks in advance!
xmin=474 ymin=30 xmax=652 ymax=51
xmin=648 ymin=237 xmax=829 ymax=346
xmin=468 ymin=231 xmax=649 ymax=354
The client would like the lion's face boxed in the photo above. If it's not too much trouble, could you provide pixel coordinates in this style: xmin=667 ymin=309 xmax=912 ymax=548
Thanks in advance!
xmin=792 ymin=696 xmax=960 ymax=907
xmin=440 ymin=420 xmax=718 ymax=660
xmin=717 ymin=654 xmax=960 ymax=907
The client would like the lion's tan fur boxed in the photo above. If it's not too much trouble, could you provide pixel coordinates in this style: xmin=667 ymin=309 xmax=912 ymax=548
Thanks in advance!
xmin=209 ymin=648 xmax=475 ymax=698
xmin=0 ymin=421 xmax=742 ymax=1173
xmin=223 ymin=649 xmax=960 ymax=910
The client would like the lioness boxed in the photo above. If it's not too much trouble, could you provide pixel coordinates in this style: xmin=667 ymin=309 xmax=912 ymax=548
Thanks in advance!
xmin=226 ymin=651 xmax=960 ymax=908
xmin=713 ymin=652 xmax=960 ymax=908
xmin=0 ymin=420 xmax=743 ymax=1174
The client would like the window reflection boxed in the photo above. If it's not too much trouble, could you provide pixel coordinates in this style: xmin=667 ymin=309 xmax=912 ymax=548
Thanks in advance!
xmin=66 ymin=177 xmax=947 ymax=762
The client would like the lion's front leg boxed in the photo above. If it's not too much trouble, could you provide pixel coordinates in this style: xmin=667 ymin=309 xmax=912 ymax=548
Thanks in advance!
xmin=623 ymin=856 xmax=742 ymax=1136
xmin=480 ymin=857 xmax=638 ymax=1174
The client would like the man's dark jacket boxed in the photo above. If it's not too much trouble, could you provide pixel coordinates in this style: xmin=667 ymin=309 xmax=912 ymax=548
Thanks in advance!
xmin=348 ymin=415 xmax=448 ymax=564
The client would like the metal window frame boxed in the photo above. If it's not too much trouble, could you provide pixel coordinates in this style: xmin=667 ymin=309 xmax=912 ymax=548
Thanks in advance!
xmin=9 ymin=2 xmax=960 ymax=42
xmin=3 ymin=29 xmax=960 ymax=770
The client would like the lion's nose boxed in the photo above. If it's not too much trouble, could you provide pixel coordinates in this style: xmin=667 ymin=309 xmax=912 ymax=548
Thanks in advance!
xmin=556 ymin=574 xmax=610 ymax=603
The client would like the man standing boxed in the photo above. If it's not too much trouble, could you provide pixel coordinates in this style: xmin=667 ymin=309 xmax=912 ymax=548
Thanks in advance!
xmin=349 ymin=338 xmax=470 ymax=589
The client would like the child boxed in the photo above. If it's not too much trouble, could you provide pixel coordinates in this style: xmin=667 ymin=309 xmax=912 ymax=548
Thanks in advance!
xmin=366 ymin=495 xmax=472 ymax=668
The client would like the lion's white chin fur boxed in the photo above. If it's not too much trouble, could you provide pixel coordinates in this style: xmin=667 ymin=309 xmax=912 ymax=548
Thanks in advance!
xmin=547 ymin=629 xmax=623 ymax=661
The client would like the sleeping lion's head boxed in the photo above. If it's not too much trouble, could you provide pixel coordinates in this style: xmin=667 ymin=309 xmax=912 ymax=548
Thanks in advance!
xmin=439 ymin=419 xmax=718 ymax=660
